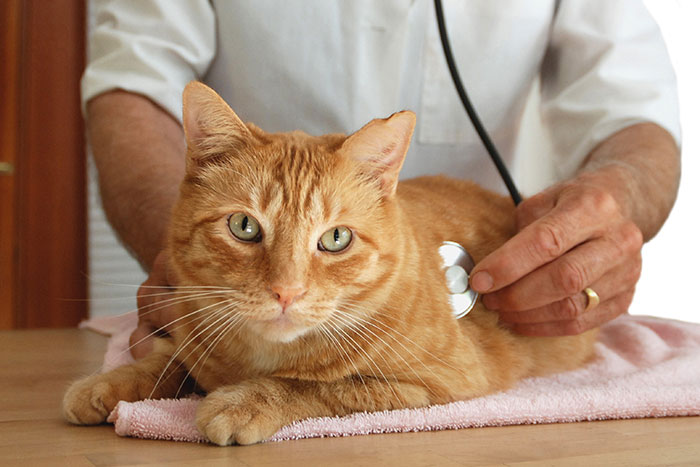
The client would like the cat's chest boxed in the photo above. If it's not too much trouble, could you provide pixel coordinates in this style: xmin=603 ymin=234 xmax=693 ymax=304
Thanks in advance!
xmin=173 ymin=332 xmax=285 ymax=388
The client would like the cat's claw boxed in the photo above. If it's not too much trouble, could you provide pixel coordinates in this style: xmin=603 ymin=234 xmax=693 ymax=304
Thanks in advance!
xmin=62 ymin=375 xmax=119 ymax=425
xmin=200 ymin=411 xmax=265 ymax=446
xmin=196 ymin=383 xmax=283 ymax=446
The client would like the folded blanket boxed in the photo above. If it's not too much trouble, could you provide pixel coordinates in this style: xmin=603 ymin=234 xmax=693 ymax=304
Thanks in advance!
xmin=80 ymin=313 xmax=700 ymax=443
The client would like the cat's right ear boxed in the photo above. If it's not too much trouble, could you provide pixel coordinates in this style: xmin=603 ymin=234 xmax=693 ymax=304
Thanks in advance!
xmin=340 ymin=111 xmax=416 ymax=197
xmin=182 ymin=81 xmax=252 ymax=165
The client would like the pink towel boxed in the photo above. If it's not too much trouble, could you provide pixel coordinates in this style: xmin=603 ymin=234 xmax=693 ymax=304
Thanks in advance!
xmin=80 ymin=313 xmax=700 ymax=443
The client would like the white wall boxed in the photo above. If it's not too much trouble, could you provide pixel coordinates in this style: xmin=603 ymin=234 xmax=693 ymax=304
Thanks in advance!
xmin=632 ymin=1 xmax=699 ymax=322
xmin=87 ymin=1 xmax=699 ymax=323
xmin=87 ymin=157 xmax=146 ymax=318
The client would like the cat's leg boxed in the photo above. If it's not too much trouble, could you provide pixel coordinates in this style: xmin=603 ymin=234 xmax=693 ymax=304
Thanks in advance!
xmin=196 ymin=376 xmax=431 ymax=445
xmin=63 ymin=338 xmax=191 ymax=425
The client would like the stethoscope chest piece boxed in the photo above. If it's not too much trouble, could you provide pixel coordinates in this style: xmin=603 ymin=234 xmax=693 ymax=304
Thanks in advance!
xmin=439 ymin=241 xmax=479 ymax=319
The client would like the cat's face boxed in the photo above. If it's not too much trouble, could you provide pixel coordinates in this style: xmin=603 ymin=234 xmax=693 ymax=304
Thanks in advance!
xmin=168 ymin=83 xmax=415 ymax=344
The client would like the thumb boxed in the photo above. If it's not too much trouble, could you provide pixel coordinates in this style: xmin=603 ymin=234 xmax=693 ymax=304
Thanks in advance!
xmin=129 ymin=323 xmax=156 ymax=359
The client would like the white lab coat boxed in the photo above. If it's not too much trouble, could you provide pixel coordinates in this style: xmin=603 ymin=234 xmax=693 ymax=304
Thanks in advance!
xmin=83 ymin=0 xmax=680 ymax=193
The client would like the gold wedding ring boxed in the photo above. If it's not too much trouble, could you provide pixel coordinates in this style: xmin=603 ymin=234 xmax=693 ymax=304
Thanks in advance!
xmin=583 ymin=287 xmax=600 ymax=312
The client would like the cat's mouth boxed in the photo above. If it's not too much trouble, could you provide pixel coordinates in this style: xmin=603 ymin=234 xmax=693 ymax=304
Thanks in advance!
xmin=263 ymin=312 xmax=295 ymax=329
xmin=248 ymin=309 xmax=311 ymax=343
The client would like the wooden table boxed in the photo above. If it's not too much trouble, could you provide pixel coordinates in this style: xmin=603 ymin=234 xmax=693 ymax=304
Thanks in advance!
xmin=1 ymin=329 xmax=699 ymax=466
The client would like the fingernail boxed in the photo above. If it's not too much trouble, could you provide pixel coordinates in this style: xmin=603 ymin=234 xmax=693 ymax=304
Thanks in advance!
xmin=471 ymin=271 xmax=493 ymax=292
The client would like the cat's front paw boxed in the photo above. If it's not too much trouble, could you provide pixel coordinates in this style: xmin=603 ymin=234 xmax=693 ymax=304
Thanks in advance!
xmin=196 ymin=380 xmax=287 ymax=446
xmin=62 ymin=374 xmax=122 ymax=425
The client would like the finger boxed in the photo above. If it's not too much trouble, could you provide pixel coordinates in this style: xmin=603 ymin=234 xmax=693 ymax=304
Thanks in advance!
xmin=471 ymin=188 xmax=623 ymax=294
xmin=497 ymin=254 xmax=641 ymax=324
xmin=515 ymin=190 xmax=556 ymax=231
xmin=129 ymin=323 xmax=156 ymax=359
xmin=483 ymin=224 xmax=642 ymax=311
xmin=503 ymin=289 xmax=634 ymax=337
xmin=471 ymin=207 xmax=600 ymax=294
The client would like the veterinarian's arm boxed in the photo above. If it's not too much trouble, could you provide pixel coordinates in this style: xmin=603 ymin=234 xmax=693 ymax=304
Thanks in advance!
xmin=471 ymin=122 xmax=680 ymax=336
xmin=88 ymin=91 xmax=184 ymax=267
xmin=88 ymin=90 xmax=183 ymax=355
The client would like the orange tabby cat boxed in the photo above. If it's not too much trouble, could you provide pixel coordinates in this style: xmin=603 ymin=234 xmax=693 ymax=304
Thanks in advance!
xmin=63 ymin=82 xmax=597 ymax=445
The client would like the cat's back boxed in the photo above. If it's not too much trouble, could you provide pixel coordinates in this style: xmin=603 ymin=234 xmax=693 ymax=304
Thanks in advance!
xmin=396 ymin=175 xmax=517 ymax=263
xmin=396 ymin=175 xmax=598 ymax=383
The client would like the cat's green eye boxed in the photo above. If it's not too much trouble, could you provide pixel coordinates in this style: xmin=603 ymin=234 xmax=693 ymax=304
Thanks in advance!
xmin=228 ymin=213 xmax=262 ymax=242
xmin=318 ymin=226 xmax=352 ymax=252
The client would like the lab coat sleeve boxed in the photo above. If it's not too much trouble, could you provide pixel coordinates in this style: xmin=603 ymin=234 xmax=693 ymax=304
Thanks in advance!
xmin=82 ymin=0 xmax=216 ymax=122
xmin=540 ymin=0 xmax=681 ymax=178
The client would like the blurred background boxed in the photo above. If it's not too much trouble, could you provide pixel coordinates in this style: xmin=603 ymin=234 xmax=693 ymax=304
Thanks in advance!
xmin=634 ymin=0 xmax=699 ymax=323
xmin=0 ymin=0 xmax=697 ymax=329
xmin=1 ymin=1 xmax=86 ymax=328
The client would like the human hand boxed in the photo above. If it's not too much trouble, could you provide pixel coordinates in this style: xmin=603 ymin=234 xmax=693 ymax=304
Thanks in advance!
xmin=131 ymin=250 xmax=179 ymax=358
xmin=470 ymin=169 xmax=643 ymax=336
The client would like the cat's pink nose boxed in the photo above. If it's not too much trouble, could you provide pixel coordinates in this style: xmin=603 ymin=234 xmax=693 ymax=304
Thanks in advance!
xmin=270 ymin=284 xmax=307 ymax=309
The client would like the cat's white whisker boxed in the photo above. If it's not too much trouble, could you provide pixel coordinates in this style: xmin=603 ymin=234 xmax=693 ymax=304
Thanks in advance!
xmin=136 ymin=290 xmax=234 ymax=313
xmin=317 ymin=322 xmax=364 ymax=397
xmin=326 ymin=311 xmax=401 ymax=382
xmin=121 ymin=295 xmax=240 ymax=359
xmin=185 ymin=312 xmax=248 ymax=396
xmin=324 ymin=314 xmax=395 ymax=394
xmin=332 ymin=309 xmax=440 ymax=397
xmin=86 ymin=277 xmax=237 ymax=291
xmin=334 ymin=305 xmax=460 ymax=392
xmin=99 ymin=297 xmax=238 ymax=371
xmin=320 ymin=321 xmax=376 ymax=385
xmin=62 ymin=288 xmax=238 ymax=302
xmin=174 ymin=309 xmax=242 ymax=390
xmin=182 ymin=306 xmax=244 ymax=371
xmin=325 ymin=313 xmax=402 ymax=404
xmin=150 ymin=317 xmax=228 ymax=398
xmin=151 ymin=300 xmax=240 ymax=380
xmin=94 ymin=290 xmax=236 ymax=343
xmin=148 ymin=300 xmax=241 ymax=398
xmin=173 ymin=311 xmax=241 ymax=398
xmin=338 ymin=301 xmax=466 ymax=376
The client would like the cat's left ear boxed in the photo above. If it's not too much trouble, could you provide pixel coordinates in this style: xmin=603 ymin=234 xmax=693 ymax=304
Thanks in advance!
xmin=182 ymin=81 xmax=253 ymax=165
xmin=340 ymin=111 xmax=416 ymax=197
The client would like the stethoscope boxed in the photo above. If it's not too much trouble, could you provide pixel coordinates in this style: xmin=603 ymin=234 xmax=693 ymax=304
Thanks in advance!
xmin=439 ymin=241 xmax=479 ymax=318
xmin=433 ymin=0 xmax=522 ymax=318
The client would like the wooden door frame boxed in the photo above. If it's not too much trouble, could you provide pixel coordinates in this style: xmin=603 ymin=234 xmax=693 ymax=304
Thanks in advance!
xmin=0 ymin=0 xmax=22 ymax=328
xmin=1 ymin=0 xmax=87 ymax=328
